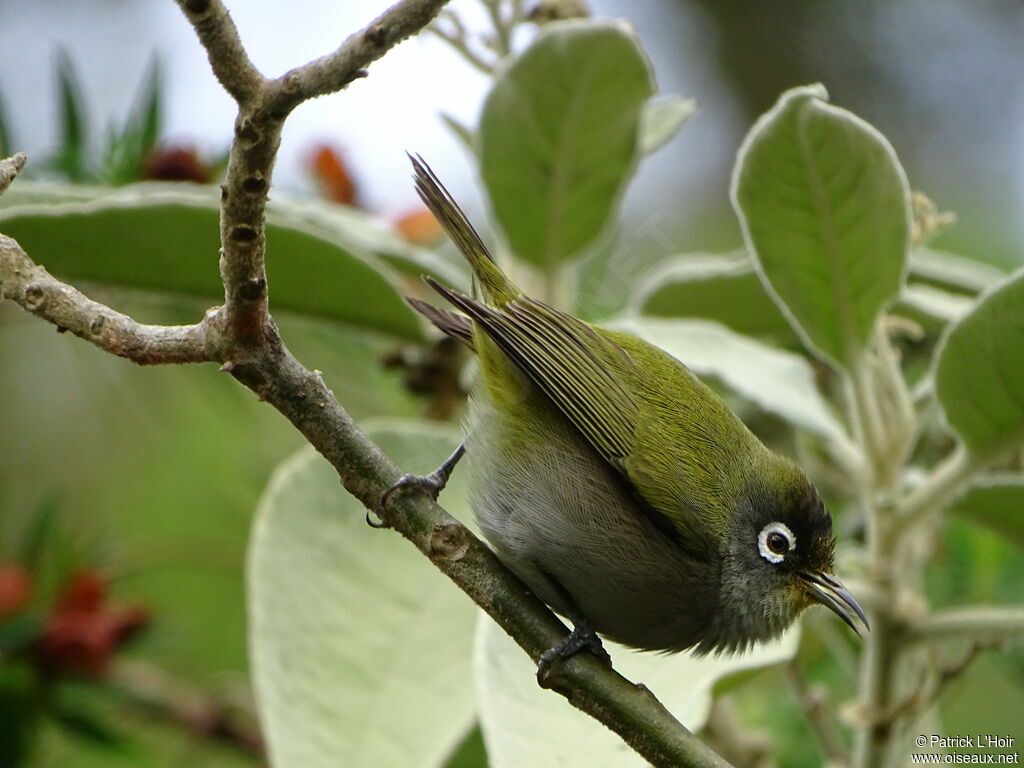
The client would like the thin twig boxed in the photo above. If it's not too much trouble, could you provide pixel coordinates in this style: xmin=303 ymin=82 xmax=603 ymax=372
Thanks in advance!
xmin=429 ymin=13 xmax=496 ymax=74
xmin=266 ymin=0 xmax=453 ymax=115
xmin=787 ymin=658 xmax=849 ymax=765
xmin=0 ymin=234 xmax=211 ymax=365
xmin=902 ymin=606 xmax=1024 ymax=644
xmin=0 ymin=151 xmax=26 ymax=194
xmin=111 ymin=660 xmax=263 ymax=756
xmin=173 ymin=0 xmax=265 ymax=105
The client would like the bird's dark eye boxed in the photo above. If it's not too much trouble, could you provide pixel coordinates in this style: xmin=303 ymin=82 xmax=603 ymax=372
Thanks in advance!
xmin=758 ymin=521 xmax=796 ymax=564
xmin=767 ymin=531 xmax=789 ymax=555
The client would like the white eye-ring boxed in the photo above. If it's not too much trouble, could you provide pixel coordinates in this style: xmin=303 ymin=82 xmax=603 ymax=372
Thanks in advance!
xmin=758 ymin=521 xmax=796 ymax=564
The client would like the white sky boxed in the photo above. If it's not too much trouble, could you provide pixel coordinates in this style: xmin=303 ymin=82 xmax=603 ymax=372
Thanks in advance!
xmin=0 ymin=0 xmax=734 ymax=228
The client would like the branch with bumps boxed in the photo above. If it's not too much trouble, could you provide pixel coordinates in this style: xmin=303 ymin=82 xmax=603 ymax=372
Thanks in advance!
xmin=0 ymin=3 xmax=731 ymax=766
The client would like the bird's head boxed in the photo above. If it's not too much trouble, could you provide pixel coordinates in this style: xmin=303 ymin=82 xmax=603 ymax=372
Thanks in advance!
xmin=699 ymin=458 xmax=867 ymax=654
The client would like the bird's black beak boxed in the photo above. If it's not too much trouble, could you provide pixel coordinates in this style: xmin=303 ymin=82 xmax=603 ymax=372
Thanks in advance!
xmin=799 ymin=571 xmax=869 ymax=636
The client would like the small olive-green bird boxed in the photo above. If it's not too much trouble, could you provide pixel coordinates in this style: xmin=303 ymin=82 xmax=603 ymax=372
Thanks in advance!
xmin=388 ymin=155 xmax=867 ymax=662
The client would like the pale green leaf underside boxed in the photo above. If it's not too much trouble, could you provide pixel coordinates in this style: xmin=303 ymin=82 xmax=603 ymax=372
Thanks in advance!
xmin=475 ymin=613 xmax=798 ymax=768
xmin=731 ymin=84 xmax=911 ymax=368
xmin=0 ymin=183 xmax=424 ymax=340
xmin=639 ymin=96 xmax=697 ymax=155
xmin=612 ymin=316 xmax=852 ymax=449
xmin=950 ymin=475 xmax=1024 ymax=550
xmin=935 ymin=269 xmax=1024 ymax=459
xmin=900 ymin=284 xmax=974 ymax=324
xmin=248 ymin=422 xmax=475 ymax=768
xmin=910 ymin=248 xmax=1006 ymax=294
xmin=479 ymin=20 xmax=654 ymax=269
xmin=635 ymin=247 xmax=990 ymax=341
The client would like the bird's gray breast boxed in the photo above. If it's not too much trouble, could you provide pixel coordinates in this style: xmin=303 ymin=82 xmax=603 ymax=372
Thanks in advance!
xmin=465 ymin=395 xmax=718 ymax=652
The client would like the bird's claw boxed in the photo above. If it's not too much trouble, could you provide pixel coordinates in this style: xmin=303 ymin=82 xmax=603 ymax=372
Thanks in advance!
xmin=537 ymin=620 xmax=612 ymax=683
xmin=378 ymin=444 xmax=466 ymax=518
xmin=380 ymin=471 xmax=448 ymax=509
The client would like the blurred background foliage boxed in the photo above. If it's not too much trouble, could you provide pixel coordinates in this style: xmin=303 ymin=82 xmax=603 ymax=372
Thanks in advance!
xmin=0 ymin=1 xmax=1022 ymax=767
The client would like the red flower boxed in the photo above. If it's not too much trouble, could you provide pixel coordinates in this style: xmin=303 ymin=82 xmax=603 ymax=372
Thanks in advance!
xmin=308 ymin=143 xmax=358 ymax=206
xmin=0 ymin=563 xmax=32 ymax=619
xmin=395 ymin=208 xmax=443 ymax=246
xmin=142 ymin=145 xmax=213 ymax=184
xmin=34 ymin=571 xmax=149 ymax=679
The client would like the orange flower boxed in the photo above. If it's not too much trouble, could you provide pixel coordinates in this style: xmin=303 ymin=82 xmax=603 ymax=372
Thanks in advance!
xmin=308 ymin=143 xmax=358 ymax=206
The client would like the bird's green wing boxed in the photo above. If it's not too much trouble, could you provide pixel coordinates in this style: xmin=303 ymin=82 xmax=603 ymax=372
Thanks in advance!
xmin=424 ymin=277 xmax=638 ymax=466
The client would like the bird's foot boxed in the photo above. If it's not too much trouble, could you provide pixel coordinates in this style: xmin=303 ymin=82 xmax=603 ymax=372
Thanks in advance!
xmin=537 ymin=618 xmax=612 ymax=683
xmin=375 ymin=445 xmax=466 ymax=528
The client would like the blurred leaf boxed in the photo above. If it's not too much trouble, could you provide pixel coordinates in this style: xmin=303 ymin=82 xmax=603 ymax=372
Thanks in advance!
xmin=0 ymin=91 xmax=13 ymax=159
xmin=910 ymin=248 xmax=1005 ymax=295
xmin=440 ymin=113 xmax=475 ymax=154
xmin=632 ymin=251 xmax=796 ymax=341
xmin=639 ymin=96 xmax=696 ymax=155
xmin=17 ymin=493 xmax=61 ymax=571
xmin=0 ymin=184 xmax=424 ymax=340
xmin=731 ymin=84 xmax=911 ymax=369
xmin=249 ymin=422 xmax=476 ymax=768
xmin=443 ymin=725 xmax=488 ymax=768
xmin=51 ymin=692 xmax=127 ymax=752
xmin=950 ymin=475 xmax=1024 ymax=550
xmin=636 ymin=250 xmax=978 ymax=338
xmin=136 ymin=58 xmax=162 ymax=158
xmin=611 ymin=317 xmax=853 ymax=451
xmin=51 ymin=51 xmax=89 ymax=182
xmin=934 ymin=269 xmax=1024 ymax=459
xmin=479 ymin=20 xmax=654 ymax=269
xmin=101 ymin=58 xmax=163 ymax=186
xmin=269 ymin=190 xmax=468 ymax=289
xmin=475 ymin=613 xmax=798 ymax=768
xmin=0 ymin=662 xmax=40 ymax=767
xmin=0 ymin=614 xmax=43 ymax=656
xmin=899 ymin=283 xmax=973 ymax=325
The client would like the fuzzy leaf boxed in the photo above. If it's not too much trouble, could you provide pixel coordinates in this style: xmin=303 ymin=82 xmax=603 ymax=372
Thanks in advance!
xmin=910 ymin=248 xmax=1005 ymax=295
xmin=0 ymin=184 xmax=424 ymax=340
xmin=476 ymin=613 xmax=798 ymax=768
xmin=934 ymin=269 xmax=1024 ymax=459
xmin=732 ymin=85 xmax=911 ymax=369
xmin=632 ymin=252 xmax=796 ymax=341
xmin=249 ymin=423 xmax=476 ymax=768
xmin=639 ymin=96 xmax=697 ymax=155
xmin=479 ymin=20 xmax=654 ymax=269
xmin=951 ymin=476 xmax=1024 ymax=550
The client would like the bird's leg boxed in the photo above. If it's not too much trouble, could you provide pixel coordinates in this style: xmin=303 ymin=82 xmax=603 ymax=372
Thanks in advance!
xmin=539 ymin=612 xmax=611 ymax=671
xmin=377 ymin=444 xmax=466 ymax=518
xmin=536 ymin=575 xmax=612 ymax=679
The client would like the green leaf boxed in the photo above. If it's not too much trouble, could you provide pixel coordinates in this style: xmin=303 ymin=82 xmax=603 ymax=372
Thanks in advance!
xmin=476 ymin=614 xmax=798 ymax=768
xmin=0 ymin=91 xmax=13 ymax=159
xmin=951 ymin=476 xmax=1024 ymax=550
xmin=731 ymin=84 xmax=912 ymax=369
xmin=440 ymin=113 xmax=475 ymax=154
xmin=639 ymin=96 xmax=697 ymax=155
xmin=934 ymin=269 xmax=1024 ymax=458
xmin=101 ymin=57 xmax=163 ymax=185
xmin=269 ymin=191 xmax=468 ymax=289
xmin=910 ymin=248 xmax=1005 ymax=295
xmin=611 ymin=317 xmax=853 ymax=452
xmin=0 ymin=184 xmax=424 ymax=340
xmin=51 ymin=51 xmax=90 ymax=182
xmin=479 ymin=20 xmax=654 ymax=269
xmin=632 ymin=251 xmax=796 ymax=341
xmin=249 ymin=422 xmax=476 ymax=768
